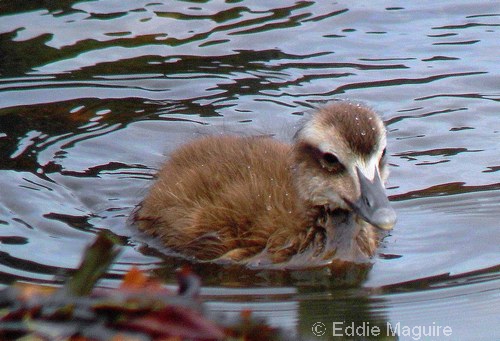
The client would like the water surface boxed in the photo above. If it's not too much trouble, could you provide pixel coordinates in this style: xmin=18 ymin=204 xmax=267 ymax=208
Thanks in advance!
xmin=0 ymin=1 xmax=499 ymax=339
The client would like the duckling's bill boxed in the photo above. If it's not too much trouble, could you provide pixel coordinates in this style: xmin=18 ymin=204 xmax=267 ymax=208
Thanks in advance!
xmin=346 ymin=168 xmax=396 ymax=231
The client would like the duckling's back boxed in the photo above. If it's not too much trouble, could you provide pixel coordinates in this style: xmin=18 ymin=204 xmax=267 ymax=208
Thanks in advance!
xmin=135 ymin=135 xmax=309 ymax=262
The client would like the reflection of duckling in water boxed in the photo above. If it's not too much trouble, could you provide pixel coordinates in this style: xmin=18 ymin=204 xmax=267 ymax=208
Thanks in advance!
xmin=134 ymin=102 xmax=396 ymax=268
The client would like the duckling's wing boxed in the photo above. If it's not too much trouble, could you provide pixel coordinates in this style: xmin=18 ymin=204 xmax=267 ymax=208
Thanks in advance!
xmin=135 ymin=135 xmax=307 ymax=262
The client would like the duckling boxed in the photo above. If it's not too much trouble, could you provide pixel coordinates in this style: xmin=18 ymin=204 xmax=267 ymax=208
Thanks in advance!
xmin=134 ymin=102 xmax=396 ymax=268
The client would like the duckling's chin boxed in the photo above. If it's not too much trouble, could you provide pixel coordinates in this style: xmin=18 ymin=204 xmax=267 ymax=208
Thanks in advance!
xmin=323 ymin=189 xmax=355 ymax=211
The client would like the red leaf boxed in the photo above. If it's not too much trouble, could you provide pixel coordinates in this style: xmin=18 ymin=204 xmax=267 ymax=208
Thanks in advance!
xmin=122 ymin=305 xmax=225 ymax=340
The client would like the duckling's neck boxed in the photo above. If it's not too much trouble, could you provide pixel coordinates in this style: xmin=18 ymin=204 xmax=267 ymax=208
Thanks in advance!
xmin=297 ymin=205 xmax=378 ymax=265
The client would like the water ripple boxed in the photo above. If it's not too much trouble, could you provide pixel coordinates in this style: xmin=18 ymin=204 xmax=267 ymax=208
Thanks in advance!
xmin=0 ymin=1 xmax=498 ymax=338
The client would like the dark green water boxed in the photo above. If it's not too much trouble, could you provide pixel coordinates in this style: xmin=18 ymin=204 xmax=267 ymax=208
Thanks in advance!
xmin=0 ymin=1 xmax=499 ymax=339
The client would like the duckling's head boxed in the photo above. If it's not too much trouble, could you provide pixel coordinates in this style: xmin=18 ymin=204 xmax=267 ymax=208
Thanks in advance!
xmin=293 ymin=102 xmax=396 ymax=230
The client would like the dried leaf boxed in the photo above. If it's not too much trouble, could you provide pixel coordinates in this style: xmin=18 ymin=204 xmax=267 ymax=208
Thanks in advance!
xmin=123 ymin=305 xmax=225 ymax=340
xmin=120 ymin=266 xmax=165 ymax=293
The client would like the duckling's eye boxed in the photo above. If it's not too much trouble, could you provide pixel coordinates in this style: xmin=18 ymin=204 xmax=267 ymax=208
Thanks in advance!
xmin=320 ymin=152 xmax=344 ymax=172
xmin=322 ymin=152 xmax=339 ymax=165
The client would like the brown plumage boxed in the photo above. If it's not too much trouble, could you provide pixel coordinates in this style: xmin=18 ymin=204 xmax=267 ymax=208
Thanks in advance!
xmin=134 ymin=102 xmax=396 ymax=269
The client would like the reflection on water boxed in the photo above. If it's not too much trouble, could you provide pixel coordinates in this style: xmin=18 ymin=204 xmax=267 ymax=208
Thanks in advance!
xmin=0 ymin=1 xmax=499 ymax=339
